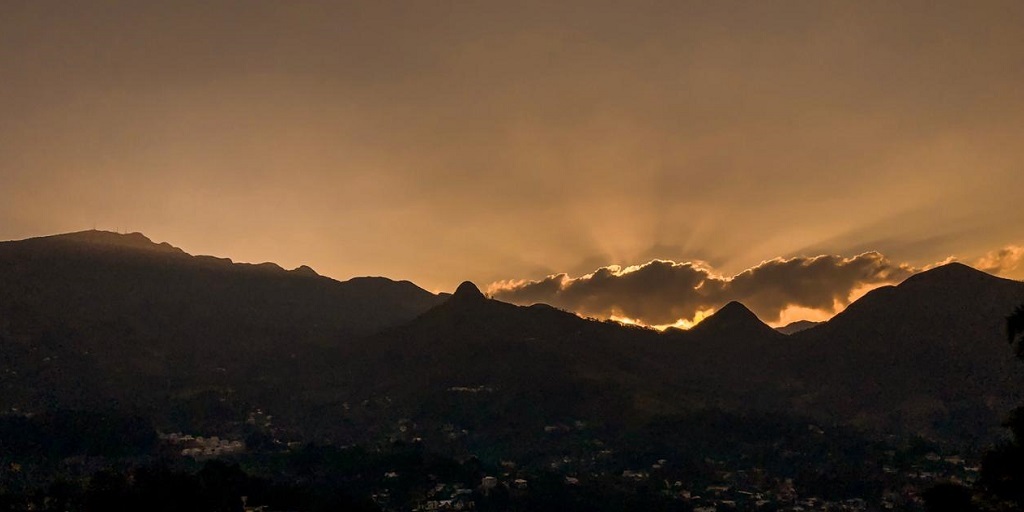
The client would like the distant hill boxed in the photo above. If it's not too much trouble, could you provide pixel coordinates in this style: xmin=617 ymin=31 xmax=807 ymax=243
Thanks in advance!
xmin=781 ymin=263 xmax=1024 ymax=441
xmin=2 ymin=232 xmax=1023 ymax=453
xmin=776 ymin=320 xmax=821 ymax=335
xmin=656 ymin=301 xmax=787 ymax=406
xmin=322 ymin=281 xmax=685 ymax=451
xmin=0 ymin=231 xmax=444 ymax=417
xmin=321 ymin=264 xmax=1024 ymax=452
xmin=689 ymin=301 xmax=784 ymax=341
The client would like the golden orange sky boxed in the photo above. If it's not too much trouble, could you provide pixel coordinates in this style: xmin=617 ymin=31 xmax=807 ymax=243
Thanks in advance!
xmin=2 ymin=1 xmax=1023 ymax=326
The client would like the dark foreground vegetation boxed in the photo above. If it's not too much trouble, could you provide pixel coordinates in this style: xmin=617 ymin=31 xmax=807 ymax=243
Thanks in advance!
xmin=0 ymin=406 xmax=1004 ymax=512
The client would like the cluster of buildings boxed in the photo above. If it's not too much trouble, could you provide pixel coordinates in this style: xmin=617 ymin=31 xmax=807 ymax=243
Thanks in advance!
xmin=158 ymin=432 xmax=246 ymax=458
xmin=414 ymin=483 xmax=477 ymax=511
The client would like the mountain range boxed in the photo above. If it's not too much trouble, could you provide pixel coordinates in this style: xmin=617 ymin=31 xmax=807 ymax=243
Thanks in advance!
xmin=2 ymin=231 xmax=1023 ymax=457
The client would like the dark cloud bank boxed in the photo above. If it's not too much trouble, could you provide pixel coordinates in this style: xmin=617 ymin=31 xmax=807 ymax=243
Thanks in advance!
xmin=488 ymin=252 xmax=916 ymax=326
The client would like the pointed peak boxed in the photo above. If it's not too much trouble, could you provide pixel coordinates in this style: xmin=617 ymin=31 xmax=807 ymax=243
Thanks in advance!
xmin=700 ymin=301 xmax=763 ymax=326
xmin=453 ymin=281 xmax=485 ymax=300
xmin=716 ymin=301 xmax=756 ymax=317
xmin=691 ymin=300 xmax=779 ymax=339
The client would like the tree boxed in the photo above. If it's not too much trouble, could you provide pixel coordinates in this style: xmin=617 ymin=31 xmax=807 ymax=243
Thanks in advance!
xmin=999 ymin=305 xmax=1024 ymax=447
xmin=1007 ymin=305 xmax=1024 ymax=359
xmin=926 ymin=305 xmax=1024 ymax=512
xmin=973 ymin=305 xmax=1024 ymax=511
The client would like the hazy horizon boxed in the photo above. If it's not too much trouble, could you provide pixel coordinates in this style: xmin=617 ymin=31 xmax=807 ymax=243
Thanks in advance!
xmin=5 ymin=227 xmax=1016 ymax=329
xmin=4 ymin=1 xmax=1023 ymax=327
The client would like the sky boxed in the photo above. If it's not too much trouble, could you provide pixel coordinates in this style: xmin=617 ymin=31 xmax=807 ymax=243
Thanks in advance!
xmin=2 ymin=1 xmax=1023 ymax=327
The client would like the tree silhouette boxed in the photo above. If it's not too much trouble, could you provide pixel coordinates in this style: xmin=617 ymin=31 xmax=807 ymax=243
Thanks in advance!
xmin=1007 ymin=305 xmax=1024 ymax=359
xmin=974 ymin=305 xmax=1024 ymax=511
xmin=925 ymin=305 xmax=1024 ymax=512
xmin=1004 ymin=306 xmax=1024 ymax=447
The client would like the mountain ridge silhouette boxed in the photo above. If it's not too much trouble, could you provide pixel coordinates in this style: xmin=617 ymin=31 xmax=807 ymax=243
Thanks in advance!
xmin=2 ymin=231 xmax=1023 ymax=447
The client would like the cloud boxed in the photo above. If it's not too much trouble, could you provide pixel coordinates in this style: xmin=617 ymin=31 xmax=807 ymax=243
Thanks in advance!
xmin=975 ymin=245 xmax=1024 ymax=276
xmin=722 ymin=253 xmax=915 ymax=322
xmin=488 ymin=252 xmax=916 ymax=326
